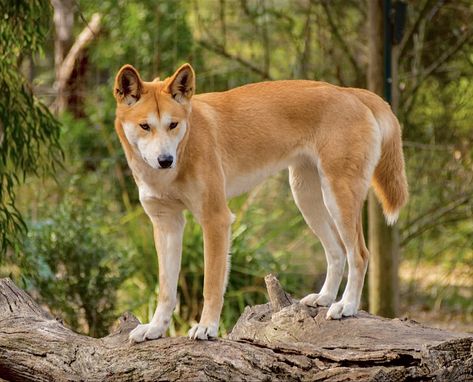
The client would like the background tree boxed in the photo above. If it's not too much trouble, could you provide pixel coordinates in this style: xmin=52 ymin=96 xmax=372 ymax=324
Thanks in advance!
xmin=0 ymin=0 xmax=62 ymax=256
xmin=21 ymin=185 xmax=132 ymax=337
xmin=367 ymin=0 xmax=400 ymax=318
xmin=0 ymin=0 xmax=471 ymax=337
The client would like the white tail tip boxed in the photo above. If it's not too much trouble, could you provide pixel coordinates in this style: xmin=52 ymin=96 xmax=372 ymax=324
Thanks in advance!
xmin=384 ymin=211 xmax=399 ymax=226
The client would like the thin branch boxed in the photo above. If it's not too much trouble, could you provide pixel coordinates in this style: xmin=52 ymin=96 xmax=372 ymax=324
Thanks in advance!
xmin=219 ymin=0 xmax=227 ymax=48
xmin=319 ymin=0 xmax=363 ymax=85
xmin=401 ymin=193 xmax=472 ymax=246
xmin=197 ymin=39 xmax=273 ymax=80
xmin=401 ymin=28 xmax=473 ymax=111
xmin=73 ymin=0 xmax=99 ymax=38
xmin=261 ymin=0 xmax=270 ymax=76
xmin=464 ymin=49 xmax=473 ymax=69
xmin=398 ymin=0 xmax=436 ymax=61
xmin=299 ymin=1 xmax=313 ymax=78
xmin=403 ymin=141 xmax=454 ymax=151
xmin=402 ymin=192 xmax=471 ymax=232
xmin=401 ymin=214 xmax=470 ymax=246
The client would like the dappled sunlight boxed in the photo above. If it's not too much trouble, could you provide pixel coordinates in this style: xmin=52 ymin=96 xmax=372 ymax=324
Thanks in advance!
xmin=1 ymin=0 xmax=472 ymax=339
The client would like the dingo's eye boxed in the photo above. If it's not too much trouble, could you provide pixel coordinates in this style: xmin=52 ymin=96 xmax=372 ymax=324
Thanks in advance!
xmin=139 ymin=123 xmax=150 ymax=131
xmin=169 ymin=122 xmax=178 ymax=130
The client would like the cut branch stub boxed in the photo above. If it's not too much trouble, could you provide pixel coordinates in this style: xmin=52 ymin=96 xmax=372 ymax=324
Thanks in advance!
xmin=0 ymin=278 xmax=51 ymax=320
xmin=264 ymin=273 xmax=294 ymax=313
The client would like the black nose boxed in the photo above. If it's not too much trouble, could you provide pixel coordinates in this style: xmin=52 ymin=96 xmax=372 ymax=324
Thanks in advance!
xmin=158 ymin=155 xmax=173 ymax=168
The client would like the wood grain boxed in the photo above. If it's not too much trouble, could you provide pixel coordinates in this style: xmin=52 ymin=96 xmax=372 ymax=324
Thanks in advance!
xmin=0 ymin=277 xmax=471 ymax=381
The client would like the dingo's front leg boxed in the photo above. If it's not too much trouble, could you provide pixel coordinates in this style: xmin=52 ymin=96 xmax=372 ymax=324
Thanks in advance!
xmin=188 ymin=208 xmax=232 ymax=340
xmin=129 ymin=210 xmax=185 ymax=343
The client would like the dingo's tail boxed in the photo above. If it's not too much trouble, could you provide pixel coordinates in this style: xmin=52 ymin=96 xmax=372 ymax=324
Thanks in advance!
xmin=372 ymin=112 xmax=408 ymax=225
xmin=351 ymin=88 xmax=408 ymax=225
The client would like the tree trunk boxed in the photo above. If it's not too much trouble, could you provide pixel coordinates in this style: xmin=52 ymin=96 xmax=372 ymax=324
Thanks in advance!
xmin=367 ymin=0 xmax=400 ymax=318
xmin=51 ymin=2 xmax=101 ymax=117
xmin=0 ymin=277 xmax=471 ymax=381
xmin=52 ymin=0 xmax=74 ymax=79
xmin=51 ymin=0 xmax=74 ymax=114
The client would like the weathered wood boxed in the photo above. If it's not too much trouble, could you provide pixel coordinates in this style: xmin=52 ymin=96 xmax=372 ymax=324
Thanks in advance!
xmin=0 ymin=277 xmax=471 ymax=381
xmin=264 ymin=273 xmax=294 ymax=312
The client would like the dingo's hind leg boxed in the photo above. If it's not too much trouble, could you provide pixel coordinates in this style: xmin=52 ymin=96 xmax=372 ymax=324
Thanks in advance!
xmin=325 ymin=210 xmax=369 ymax=320
xmin=317 ymin=153 xmax=373 ymax=319
xmin=289 ymin=161 xmax=345 ymax=308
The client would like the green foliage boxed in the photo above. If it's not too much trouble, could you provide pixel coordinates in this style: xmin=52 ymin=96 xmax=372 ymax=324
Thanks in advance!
xmin=0 ymin=0 xmax=471 ymax=334
xmin=180 ymin=200 xmax=308 ymax=334
xmin=0 ymin=1 xmax=51 ymax=54
xmin=20 ymin=182 xmax=134 ymax=337
xmin=124 ymin=194 xmax=309 ymax=336
xmin=81 ymin=0 xmax=196 ymax=79
xmin=0 ymin=0 xmax=62 ymax=254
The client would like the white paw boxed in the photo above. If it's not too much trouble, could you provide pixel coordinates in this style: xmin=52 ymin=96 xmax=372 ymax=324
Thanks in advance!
xmin=188 ymin=323 xmax=218 ymax=340
xmin=129 ymin=323 xmax=166 ymax=343
xmin=300 ymin=293 xmax=335 ymax=307
xmin=326 ymin=300 xmax=357 ymax=320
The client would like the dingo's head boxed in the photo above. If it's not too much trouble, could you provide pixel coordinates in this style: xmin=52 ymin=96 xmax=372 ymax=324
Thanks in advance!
xmin=114 ymin=64 xmax=195 ymax=170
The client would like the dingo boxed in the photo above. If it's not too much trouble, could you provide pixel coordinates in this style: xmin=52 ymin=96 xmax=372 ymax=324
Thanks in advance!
xmin=113 ymin=64 xmax=408 ymax=342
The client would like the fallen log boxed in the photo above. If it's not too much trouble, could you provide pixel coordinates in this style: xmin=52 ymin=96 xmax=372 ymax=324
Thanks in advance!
xmin=0 ymin=276 xmax=471 ymax=381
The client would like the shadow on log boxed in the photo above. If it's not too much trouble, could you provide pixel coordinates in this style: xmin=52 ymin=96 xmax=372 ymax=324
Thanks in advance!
xmin=0 ymin=275 xmax=471 ymax=381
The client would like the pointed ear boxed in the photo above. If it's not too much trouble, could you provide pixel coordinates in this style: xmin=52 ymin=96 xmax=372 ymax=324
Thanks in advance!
xmin=114 ymin=65 xmax=143 ymax=105
xmin=165 ymin=63 xmax=195 ymax=103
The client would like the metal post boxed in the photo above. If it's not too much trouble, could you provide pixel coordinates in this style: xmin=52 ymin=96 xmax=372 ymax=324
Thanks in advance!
xmin=384 ymin=0 xmax=392 ymax=104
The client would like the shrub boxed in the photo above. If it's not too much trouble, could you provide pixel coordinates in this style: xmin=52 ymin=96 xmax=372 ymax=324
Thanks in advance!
xmin=20 ymin=186 xmax=134 ymax=337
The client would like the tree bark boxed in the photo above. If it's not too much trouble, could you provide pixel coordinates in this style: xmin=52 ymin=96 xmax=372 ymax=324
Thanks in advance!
xmin=0 ymin=277 xmax=471 ymax=381
xmin=367 ymin=0 xmax=400 ymax=318
xmin=52 ymin=11 xmax=101 ymax=116
xmin=52 ymin=0 xmax=75 ymax=81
